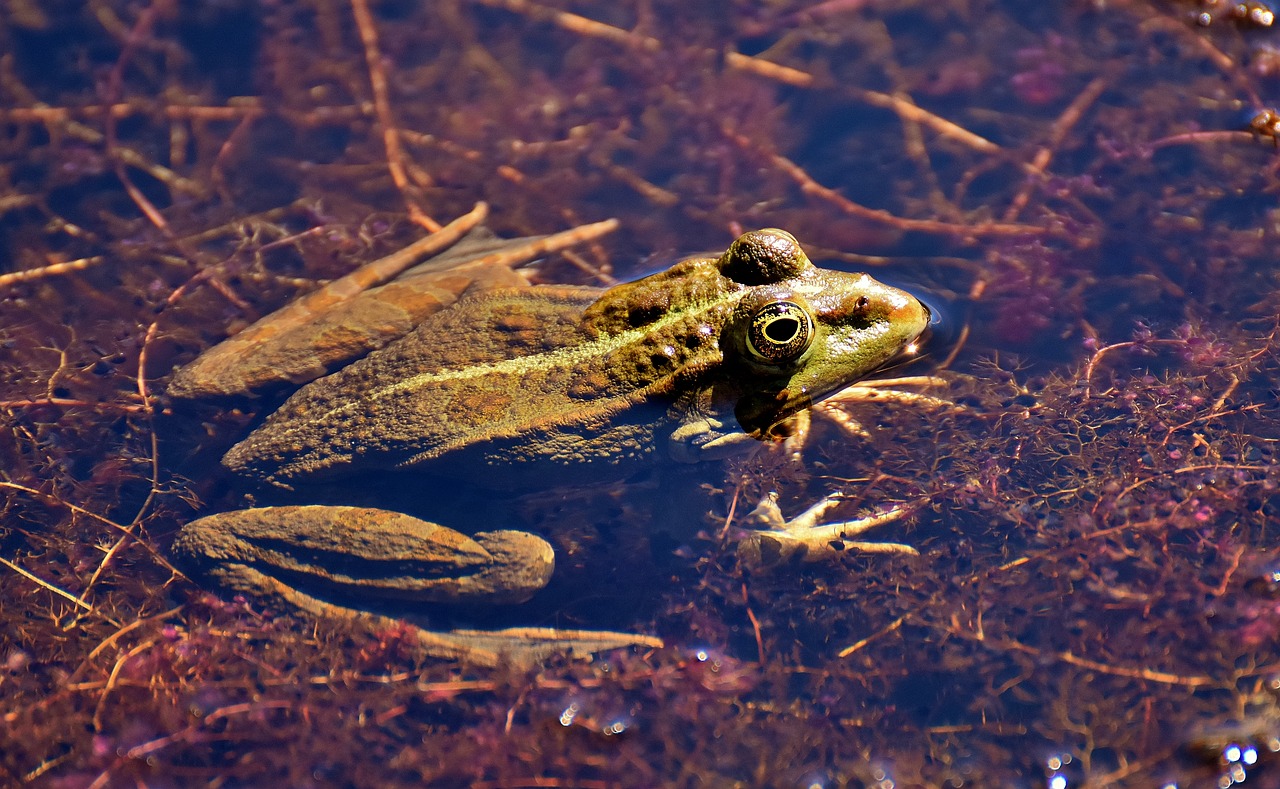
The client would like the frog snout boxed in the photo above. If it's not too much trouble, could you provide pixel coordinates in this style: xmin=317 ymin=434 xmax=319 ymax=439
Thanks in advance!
xmin=915 ymin=300 xmax=933 ymax=341
xmin=892 ymin=295 xmax=931 ymax=338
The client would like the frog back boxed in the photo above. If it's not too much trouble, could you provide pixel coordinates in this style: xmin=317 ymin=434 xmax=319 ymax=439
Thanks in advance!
xmin=221 ymin=229 xmax=932 ymax=490
xmin=223 ymin=276 xmax=732 ymax=487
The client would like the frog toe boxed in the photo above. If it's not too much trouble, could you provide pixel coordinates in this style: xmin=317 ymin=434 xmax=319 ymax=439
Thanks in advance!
xmin=737 ymin=495 xmax=918 ymax=568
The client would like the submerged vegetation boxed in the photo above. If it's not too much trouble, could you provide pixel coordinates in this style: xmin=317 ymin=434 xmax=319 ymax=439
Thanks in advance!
xmin=3 ymin=0 xmax=1280 ymax=785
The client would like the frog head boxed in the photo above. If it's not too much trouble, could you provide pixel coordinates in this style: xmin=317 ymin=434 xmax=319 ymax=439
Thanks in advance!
xmin=717 ymin=229 xmax=930 ymax=435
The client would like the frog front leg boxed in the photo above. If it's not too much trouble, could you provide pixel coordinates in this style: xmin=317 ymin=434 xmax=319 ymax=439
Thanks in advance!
xmin=736 ymin=492 xmax=917 ymax=566
xmin=668 ymin=413 xmax=918 ymax=566
xmin=736 ymin=376 xmax=968 ymax=565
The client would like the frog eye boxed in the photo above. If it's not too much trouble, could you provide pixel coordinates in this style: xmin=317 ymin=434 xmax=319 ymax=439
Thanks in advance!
xmin=747 ymin=301 xmax=814 ymax=363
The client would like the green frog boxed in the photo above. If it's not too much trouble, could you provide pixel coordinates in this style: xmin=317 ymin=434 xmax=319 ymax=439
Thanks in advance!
xmin=171 ymin=226 xmax=931 ymax=665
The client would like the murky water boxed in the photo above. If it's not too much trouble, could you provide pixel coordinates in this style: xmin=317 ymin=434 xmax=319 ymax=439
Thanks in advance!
xmin=3 ymin=1 xmax=1280 ymax=786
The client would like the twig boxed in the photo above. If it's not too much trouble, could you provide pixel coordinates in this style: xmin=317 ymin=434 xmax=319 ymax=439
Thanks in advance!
xmin=0 ymin=256 xmax=106 ymax=289
xmin=1147 ymin=129 xmax=1256 ymax=152
xmin=724 ymin=51 xmax=1003 ymax=156
xmin=349 ymin=0 xmax=441 ymax=231
xmin=0 ymin=481 xmax=179 ymax=575
xmin=1003 ymin=76 xmax=1109 ymax=222
xmin=470 ymin=0 xmax=660 ymax=51
xmin=464 ymin=0 xmax=1002 ymax=158
xmin=210 ymin=108 xmax=263 ymax=202
xmin=1081 ymin=338 xmax=1186 ymax=396
xmin=1138 ymin=12 xmax=1260 ymax=106
xmin=87 ymin=119 xmax=205 ymax=196
xmin=0 ymin=397 xmax=145 ymax=413
xmin=838 ymin=614 xmax=906 ymax=658
xmin=726 ymin=128 xmax=1041 ymax=238
xmin=987 ymin=637 xmax=1216 ymax=688
xmin=65 ymin=606 xmax=184 ymax=685
xmin=741 ymin=582 xmax=767 ymax=666
xmin=91 ymin=638 xmax=161 ymax=731
xmin=1103 ymin=463 xmax=1273 ymax=514
xmin=102 ymin=0 xmax=171 ymax=234
xmin=0 ymin=556 xmax=93 ymax=612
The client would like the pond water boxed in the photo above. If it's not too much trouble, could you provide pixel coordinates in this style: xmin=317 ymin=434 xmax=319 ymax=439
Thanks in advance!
xmin=3 ymin=1 xmax=1280 ymax=786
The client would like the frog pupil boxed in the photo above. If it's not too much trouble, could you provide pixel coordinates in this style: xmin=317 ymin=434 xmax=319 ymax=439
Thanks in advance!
xmin=765 ymin=318 xmax=800 ymax=343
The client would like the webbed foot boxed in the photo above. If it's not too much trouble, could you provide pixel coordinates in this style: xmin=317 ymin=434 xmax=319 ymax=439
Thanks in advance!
xmin=736 ymin=492 xmax=917 ymax=567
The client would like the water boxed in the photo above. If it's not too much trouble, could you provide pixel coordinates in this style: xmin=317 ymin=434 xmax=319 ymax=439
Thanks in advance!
xmin=3 ymin=1 xmax=1280 ymax=785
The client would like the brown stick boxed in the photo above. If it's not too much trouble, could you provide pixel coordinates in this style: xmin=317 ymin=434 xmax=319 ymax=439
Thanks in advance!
xmin=349 ymin=0 xmax=441 ymax=231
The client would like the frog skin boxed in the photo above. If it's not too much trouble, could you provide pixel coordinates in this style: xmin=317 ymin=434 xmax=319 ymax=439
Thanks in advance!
xmin=172 ymin=228 xmax=931 ymax=665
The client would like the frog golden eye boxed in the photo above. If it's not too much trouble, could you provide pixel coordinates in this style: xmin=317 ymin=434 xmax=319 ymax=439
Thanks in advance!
xmin=747 ymin=301 xmax=814 ymax=363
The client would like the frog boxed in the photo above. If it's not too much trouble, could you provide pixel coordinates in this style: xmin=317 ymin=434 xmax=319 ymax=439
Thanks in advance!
xmin=170 ymin=225 xmax=931 ymax=665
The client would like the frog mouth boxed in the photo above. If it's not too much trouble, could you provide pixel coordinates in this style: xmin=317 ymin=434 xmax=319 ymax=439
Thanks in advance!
xmin=895 ymin=322 xmax=932 ymax=365
xmin=884 ymin=297 xmax=942 ymax=369
xmin=874 ymin=332 xmax=932 ymax=376
xmin=734 ymin=381 xmax=847 ymax=437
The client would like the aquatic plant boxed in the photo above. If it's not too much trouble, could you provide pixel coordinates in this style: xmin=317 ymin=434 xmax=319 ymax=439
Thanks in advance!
xmin=3 ymin=0 xmax=1280 ymax=785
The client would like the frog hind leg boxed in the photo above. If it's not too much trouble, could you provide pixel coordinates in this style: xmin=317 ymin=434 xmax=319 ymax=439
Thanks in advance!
xmin=194 ymin=562 xmax=661 ymax=667
xmin=213 ymin=561 xmax=660 ymax=666
xmin=173 ymin=506 xmax=662 ymax=666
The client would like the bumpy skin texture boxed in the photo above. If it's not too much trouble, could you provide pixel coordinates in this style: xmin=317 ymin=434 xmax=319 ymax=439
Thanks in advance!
xmin=172 ymin=506 xmax=554 ymax=605
xmin=167 ymin=220 xmax=617 ymax=400
xmin=222 ymin=230 xmax=931 ymax=489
